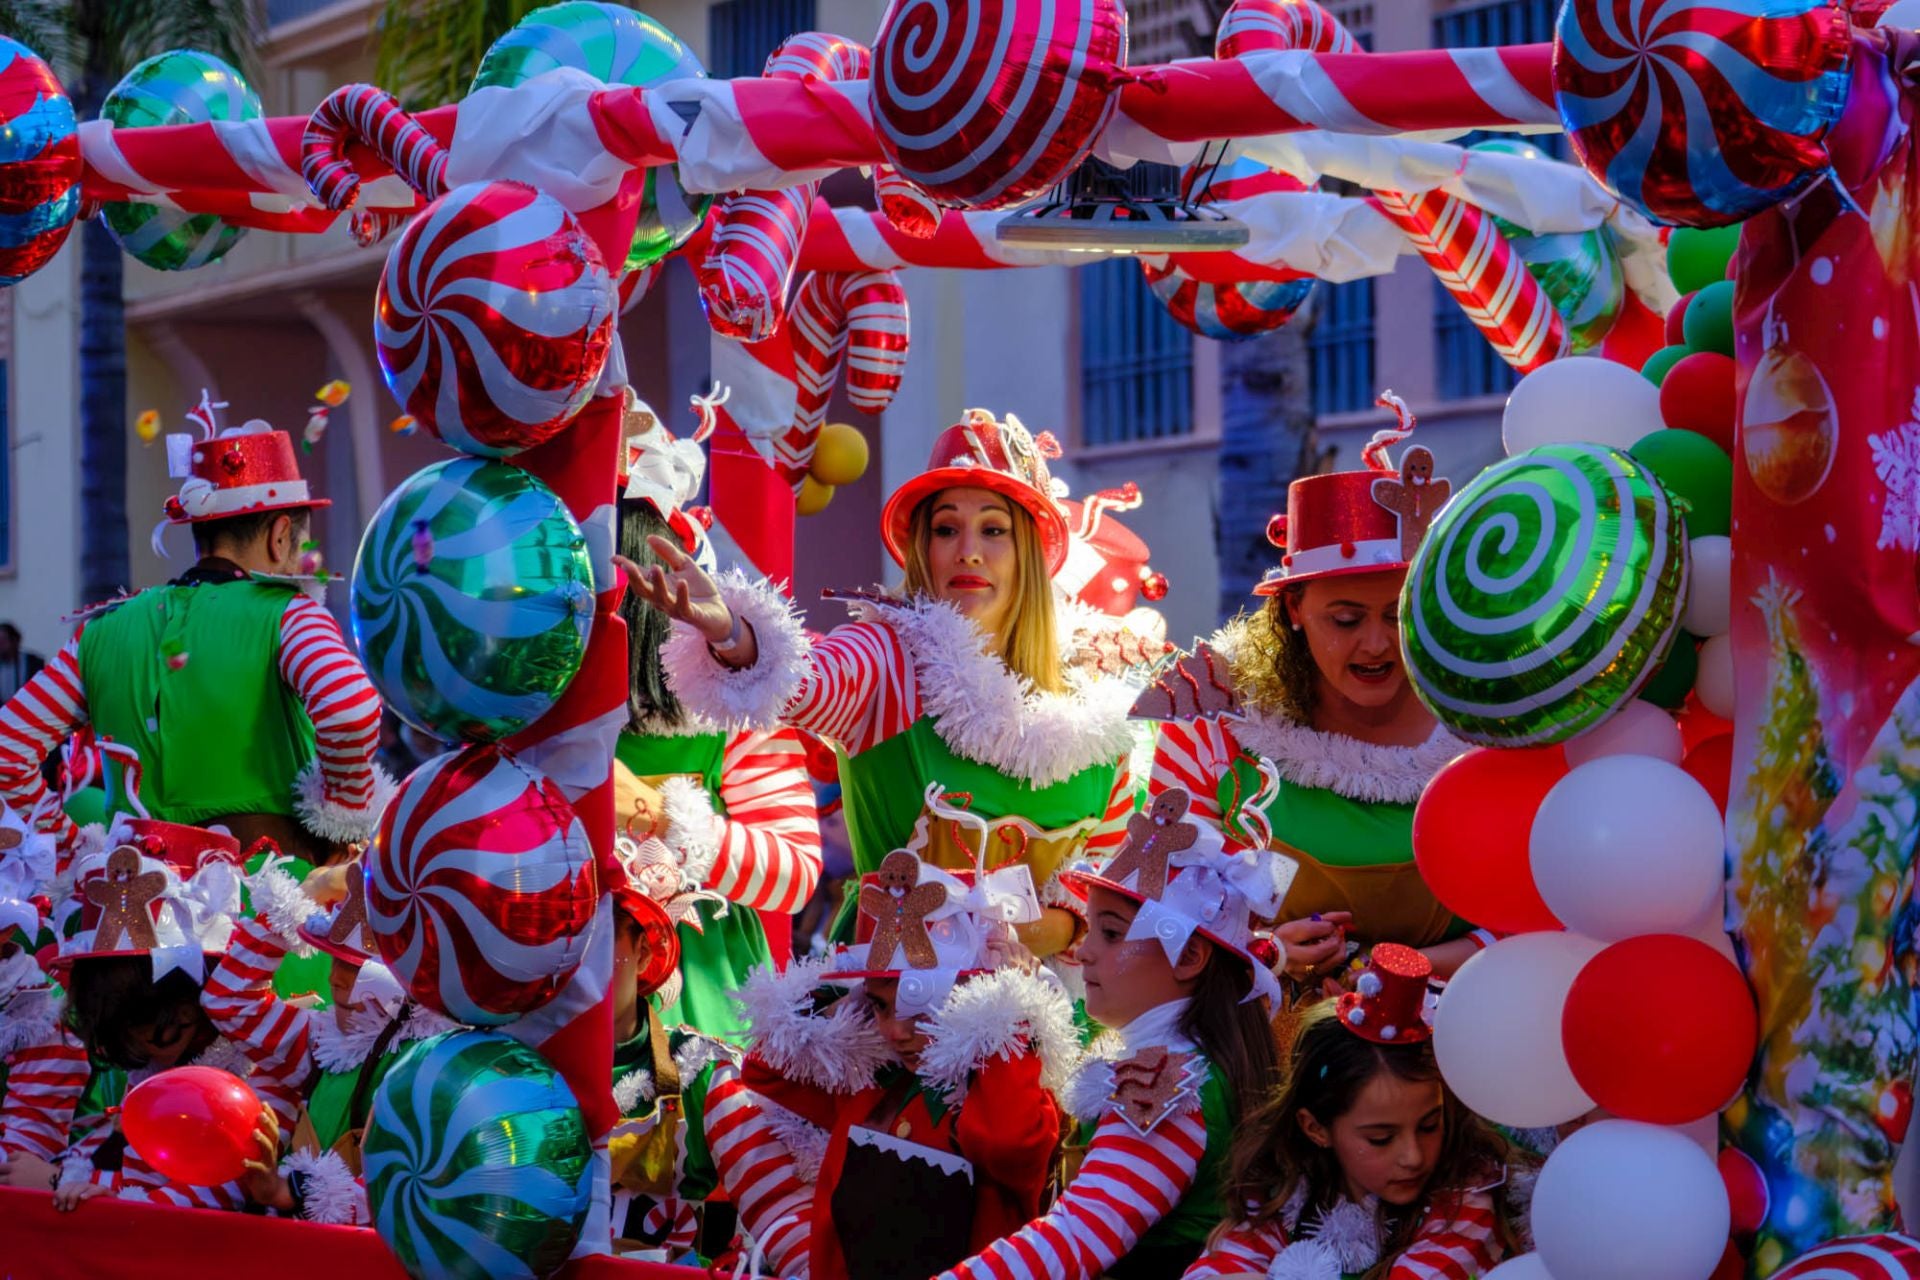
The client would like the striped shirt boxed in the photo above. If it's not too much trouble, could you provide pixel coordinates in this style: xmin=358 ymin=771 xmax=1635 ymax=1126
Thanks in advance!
xmin=1 ymin=1024 xmax=89 ymax=1162
xmin=704 ymin=1060 xmax=816 ymax=1273
xmin=1184 ymin=1190 xmax=1502 ymax=1279
xmin=707 ymin=729 xmax=822 ymax=914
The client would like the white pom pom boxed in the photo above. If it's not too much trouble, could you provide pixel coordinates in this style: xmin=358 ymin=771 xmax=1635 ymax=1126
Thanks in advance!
xmin=1267 ymin=1238 xmax=1341 ymax=1280
xmin=1309 ymin=1199 xmax=1382 ymax=1272
xmin=1356 ymin=971 xmax=1383 ymax=997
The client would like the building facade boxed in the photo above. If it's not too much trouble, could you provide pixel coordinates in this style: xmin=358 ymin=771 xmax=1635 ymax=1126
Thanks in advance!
xmin=0 ymin=0 xmax=1553 ymax=658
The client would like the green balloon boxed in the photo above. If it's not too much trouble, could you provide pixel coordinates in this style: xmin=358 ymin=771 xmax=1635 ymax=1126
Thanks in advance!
xmin=1642 ymin=345 xmax=1690 ymax=386
xmin=364 ymin=1032 xmax=592 ymax=1280
xmin=1638 ymin=631 xmax=1700 ymax=708
xmin=101 ymin=51 xmax=259 ymax=271
xmin=350 ymin=458 xmax=595 ymax=744
xmin=473 ymin=3 xmax=711 ymax=274
xmin=1682 ymin=279 xmax=1736 ymax=358
xmin=1630 ymin=428 xmax=1733 ymax=538
xmin=1400 ymin=443 xmax=1688 ymax=747
xmin=1668 ymin=225 xmax=1741 ymax=295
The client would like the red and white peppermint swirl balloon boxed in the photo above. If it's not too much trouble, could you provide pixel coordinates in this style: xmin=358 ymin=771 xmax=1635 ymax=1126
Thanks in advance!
xmin=376 ymin=180 xmax=616 ymax=457
xmin=875 ymin=166 xmax=942 ymax=238
xmin=1215 ymin=0 xmax=1357 ymax=58
xmin=1771 ymin=1235 xmax=1920 ymax=1280
xmin=368 ymin=745 xmax=598 ymax=1026
xmin=873 ymin=0 xmax=1129 ymax=210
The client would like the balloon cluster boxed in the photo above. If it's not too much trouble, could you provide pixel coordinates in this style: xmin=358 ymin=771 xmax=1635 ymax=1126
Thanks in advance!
xmin=797 ymin=422 xmax=870 ymax=517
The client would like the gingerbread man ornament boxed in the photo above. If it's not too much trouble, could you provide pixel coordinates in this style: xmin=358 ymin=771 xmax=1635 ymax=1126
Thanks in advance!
xmin=86 ymin=846 xmax=166 ymax=952
xmin=860 ymin=850 xmax=948 ymax=971
xmin=1100 ymin=789 xmax=1199 ymax=900
xmin=1370 ymin=445 xmax=1450 ymax=561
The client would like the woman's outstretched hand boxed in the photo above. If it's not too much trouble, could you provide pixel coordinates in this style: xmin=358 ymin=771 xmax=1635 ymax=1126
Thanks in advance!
xmin=615 ymin=535 xmax=739 ymax=648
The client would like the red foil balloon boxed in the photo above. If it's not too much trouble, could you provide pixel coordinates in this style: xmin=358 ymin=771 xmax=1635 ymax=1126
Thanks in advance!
xmin=1215 ymin=0 xmax=1358 ymax=57
xmin=0 ymin=38 xmax=80 ymax=286
xmin=368 ymin=745 xmax=598 ymax=1025
xmin=120 ymin=1066 xmax=262 ymax=1188
xmin=1562 ymin=934 xmax=1758 ymax=1125
xmin=375 ymin=180 xmax=616 ymax=457
xmin=1412 ymin=744 xmax=1569 ymax=934
xmin=871 ymin=0 xmax=1129 ymax=210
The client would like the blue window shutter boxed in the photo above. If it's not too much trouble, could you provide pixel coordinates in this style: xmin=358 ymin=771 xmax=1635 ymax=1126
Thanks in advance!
xmin=1310 ymin=278 xmax=1375 ymax=415
xmin=709 ymin=0 xmax=817 ymax=77
xmin=1079 ymin=259 xmax=1193 ymax=446
xmin=0 ymin=358 xmax=11 ymax=571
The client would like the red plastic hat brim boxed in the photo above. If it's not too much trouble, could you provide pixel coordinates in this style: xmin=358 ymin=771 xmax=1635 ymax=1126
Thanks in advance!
xmin=167 ymin=497 xmax=333 ymax=526
xmin=880 ymin=469 xmax=1069 ymax=574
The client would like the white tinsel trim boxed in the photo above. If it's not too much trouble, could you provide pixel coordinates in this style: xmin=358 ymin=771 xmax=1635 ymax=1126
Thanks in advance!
xmin=58 ymin=1148 xmax=95 ymax=1188
xmin=661 ymin=572 xmax=811 ymax=731
xmin=189 ymin=1036 xmax=254 ymax=1079
xmin=628 ymin=707 xmax=718 ymax=739
xmin=0 ymin=987 xmax=62 ymax=1057
xmin=292 ymin=759 xmax=398 ymax=845
xmin=244 ymin=858 xmax=316 ymax=951
xmin=850 ymin=595 xmax=1139 ymax=787
xmin=1307 ymin=1198 xmax=1382 ymax=1272
xmin=1505 ymin=1166 xmax=1538 ymax=1250
xmin=1061 ymin=1032 xmax=1126 ymax=1125
xmin=283 ymin=1148 xmax=369 ymax=1225
xmin=916 ymin=969 xmax=1081 ymax=1104
xmin=1228 ymin=703 xmax=1464 ymax=805
xmin=311 ymin=1001 xmax=463 ymax=1074
xmin=736 ymin=956 xmax=893 ymax=1094
xmin=757 ymin=1097 xmax=830 ymax=1184
xmin=1268 ymin=1237 xmax=1341 ymax=1280
xmin=613 ymin=1069 xmax=655 ymax=1116
xmin=659 ymin=775 xmax=722 ymax=889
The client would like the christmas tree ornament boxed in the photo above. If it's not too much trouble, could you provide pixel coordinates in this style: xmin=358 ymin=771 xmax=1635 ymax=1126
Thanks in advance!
xmin=376 ymin=181 xmax=616 ymax=457
xmin=350 ymin=458 xmax=594 ymax=744
xmin=100 ymin=51 xmax=258 ymax=271
xmin=364 ymin=1031 xmax=593 ymax=1280
xmin=1743 ymin=319 xmax=1838 ymax=505
xmin=1554 ymin=0 xmax=1853 ymax=227
xmin=472 ymin=1 xmax=711 ymax=274
xmin=1433 ymin=932 xmax=1600 ymax=1129
xmin=120 ymin=1066 xmax=263 ymax=1189
xmin=368 ymin=746 xmax=598 ymax=1025
xmin=0 ymin=38 xmax=79 ymax=286
xmin=1401 ymin=442 xmax=1689 ymax=746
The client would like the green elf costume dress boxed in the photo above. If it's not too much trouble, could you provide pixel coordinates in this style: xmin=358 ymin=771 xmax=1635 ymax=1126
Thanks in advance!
xmin=614 ymin=391 xmax=821 ymax=1042
xmin=661 ymin=410 xmax=1138 ymax=951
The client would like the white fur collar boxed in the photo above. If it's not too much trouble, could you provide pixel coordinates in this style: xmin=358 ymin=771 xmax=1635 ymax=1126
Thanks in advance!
xmin=614 ymin=1031 xmax=739 ymax=1115
xmin=1229 ymin=705 xmax=1463 ymax=805
xmin=915 ymin=968 xmax=1082 ymax=1103
xmin=0 ymin=986 xmax=61 ymax=1057
xmin=1061 ymin=1001 xmax=1202 ymax=1126
xmin=311 ymin=1001 xmax=462 ymax=1074
xmin=851 ymin=595 xmax=1139 ymax=788
xmin=737 ymin=956 xmax=896 ymax=1094
xmin=627 ymin=708 xmax=718 ymax=739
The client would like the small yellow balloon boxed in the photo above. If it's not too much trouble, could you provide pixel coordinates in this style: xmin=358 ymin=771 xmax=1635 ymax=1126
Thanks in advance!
xmin=810 ymin=423 xmax=869 ymax=487
xmin=796 ymin=475 xmax=836 ymax=516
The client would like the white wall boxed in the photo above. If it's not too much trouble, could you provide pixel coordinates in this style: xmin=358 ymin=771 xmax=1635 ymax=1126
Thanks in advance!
xmin=0 ymin=241 xmax=80 ymax=658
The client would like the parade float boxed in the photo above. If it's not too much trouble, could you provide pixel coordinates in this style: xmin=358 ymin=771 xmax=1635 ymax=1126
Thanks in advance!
xmin=0 ymin=0 xmax=1915 ymax=1277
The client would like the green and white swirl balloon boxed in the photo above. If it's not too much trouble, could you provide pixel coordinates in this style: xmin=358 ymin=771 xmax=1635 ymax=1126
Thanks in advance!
xmin=101 ymin=50 xmax=259 ymax=271
xmin=364 ymin=1031 xmax=592 ymax=1280
xmin=1400 ymin=443 xmax=1689 ymax=747
xmin=350 ymin=458 xmax=594 ymax=745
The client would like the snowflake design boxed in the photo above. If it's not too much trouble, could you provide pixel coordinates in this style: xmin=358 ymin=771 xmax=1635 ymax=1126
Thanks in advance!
xmin=1867 ymin=390 xmax=1920 ymax=552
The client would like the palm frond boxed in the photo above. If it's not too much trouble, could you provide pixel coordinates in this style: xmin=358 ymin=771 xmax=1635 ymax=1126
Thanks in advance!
xmin=0 ymin=0 xmax=73 ymax=77
xmin=373 ymin=0 xmax=548 ymax=109
xmin=117 ymin=0 xmax=260 ymax=79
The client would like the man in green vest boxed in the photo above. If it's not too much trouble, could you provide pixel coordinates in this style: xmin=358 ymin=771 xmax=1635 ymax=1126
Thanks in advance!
xmin=0 ymin=403 xmax=391 ymax=864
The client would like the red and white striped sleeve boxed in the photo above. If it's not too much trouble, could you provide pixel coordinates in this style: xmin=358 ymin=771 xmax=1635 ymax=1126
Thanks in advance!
xmin=277 ymin=596 xmax=387 ymax=844
xmin=706 ymin=729 xmax=822 ymax=914
xmin=781 ymin=621 xmax=920 ymax=755
xmin=1 ymin=1025 xmax=90 ymax=1162
xmin=1084 ymin=752 xmax=1137 ymax=861
xmin=119 ymin=1145 xmax=247 ymax=1211
xmin=0 ymin=635 xmax=88 ymax=848
xmin=1391 ymin=1191 xmax=1501 ymax=1279
xmin=1182 ymin=1220 xmax=1286 ymax=1278
xmin=704 ymin=1062 xmax=816 ymax=1274
xmin=1149 ymin=718 xmax=1238 ymax=834
xmin=940 ymin=1104 xmax=1210 ymax=1280
xmin=199 ymin=917 xmax=314 ymax=1129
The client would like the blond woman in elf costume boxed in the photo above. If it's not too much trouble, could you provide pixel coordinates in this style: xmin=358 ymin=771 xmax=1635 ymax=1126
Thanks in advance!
xmin=627 ymin=409 xmax=1139 ymax=957
xmin=613 ymin=392 xmax=821 ymax=1041
xmin=1147 ymin=406 xmax=1487 ymax=988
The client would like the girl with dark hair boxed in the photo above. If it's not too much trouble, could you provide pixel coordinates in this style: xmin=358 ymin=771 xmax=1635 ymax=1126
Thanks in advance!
xmin=936 ymin=786 xmax=1292 ymax=1280
xmin=1184 ymin=945 xmax=1523 ymax=1279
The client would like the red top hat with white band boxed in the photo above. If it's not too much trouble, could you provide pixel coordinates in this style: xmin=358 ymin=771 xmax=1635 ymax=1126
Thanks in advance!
xmin=1057 ymin=484 xmax=1169 ymax=617
xmin=1336 ymin=942 xmax=1434 ymax=1044
xmin=162 ymin=392 xmax=331 ymax=526
xmin=1255 ymin=393 xmax=1449 ymax=595
xmin=882 ymin=409 xmax=1071 ymax=573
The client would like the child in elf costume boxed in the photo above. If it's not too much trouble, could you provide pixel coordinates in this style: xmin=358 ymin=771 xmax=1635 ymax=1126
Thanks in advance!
xmin=937 ymin=785 xmax=1295 ymax=1280
xmin=0 ymin=811 xmax=89 ymax=1190
xmin=726 ymin=817 xmax=1081 ymax=1280
xmin=1184 ymin=945 xmax=1528 ymax=1278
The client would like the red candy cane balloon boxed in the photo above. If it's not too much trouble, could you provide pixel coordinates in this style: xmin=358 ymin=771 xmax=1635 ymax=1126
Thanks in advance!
xmin=301 ymin=83 xmax=448 ymax=209
xmin=1215 ymin=0 xmax=1359 ymax=56
xmin=875 ymin=167 xmax=943 ymax=239
xmin=699 ymin=33 xmax=870 ymax=341
xmin=368 ymin=745 xmax=599 ymax=1026
xmin=790 ymin=268 xmax=911 ymax=436
xmin=872 ymin=0 xmax=1129 ymax=210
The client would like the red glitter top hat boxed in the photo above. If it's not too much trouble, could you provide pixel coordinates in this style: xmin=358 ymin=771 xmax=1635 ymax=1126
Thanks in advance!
xmin=162 ymin=392 xmax=331 ymax=526
xmin=1336 ymin=943 xmax=1435 ymax=1044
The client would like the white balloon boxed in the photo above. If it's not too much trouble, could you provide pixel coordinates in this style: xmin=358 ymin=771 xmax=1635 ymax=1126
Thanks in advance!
xmin=1485 ymin=1256 xmax=1557 ymax=1280
xmin=1502 ymin=357 xmax=1664 ymax=454
xmin=1682 ymin=536 xmax=1732 ymax=637
xmin=1564 ymin=700 xmax=1684 ymax=768
xmin=1878 ymin=0 xmax=1920 ymax=26
xmin=1533 ymin=1120 xmax=1730 ymax=1280
xmin=1434 ymin=932 xmax=1601 ymax=1129
xmin=1530 ymin=756 xmax=1726 ymax=941
xmin=1696 ymin=634 xmax=1735 ymax=720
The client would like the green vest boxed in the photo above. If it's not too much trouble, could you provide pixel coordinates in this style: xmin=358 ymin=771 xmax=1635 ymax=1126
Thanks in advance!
xmin=616 ymin=731 xmax=767 ymax=1043
xmin=1257 ymin=775 xmax=1418 ymax=868
xmin=79 ymin=580 xmax=317 ymax=825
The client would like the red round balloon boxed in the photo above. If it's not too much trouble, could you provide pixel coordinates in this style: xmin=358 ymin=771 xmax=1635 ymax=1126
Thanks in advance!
xmin=1596 ymin=290 xmax=1665 ymax=371
xmin=1679 ymin=693 xmax=1733 ymax=752
xmin=1665 ymin=291 xmax=1694 ymax=347
xmin=1717 ymin=1146 xmax=1769 ymax=1236
xmin=1412 ymin=744 xmax=1567 ymax=934
xmin=1684 ymin=732 xmax=1734 ymax=817
xmin=120 ymin=1065 xmax=262 ymax=1188
xmin=1660 ymin=351 xmax=1738 ymax=453
xmin=1562 ymin=934 xmax=1758 ymax=1126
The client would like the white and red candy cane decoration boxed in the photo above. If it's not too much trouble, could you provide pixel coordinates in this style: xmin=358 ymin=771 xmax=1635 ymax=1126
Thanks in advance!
xmin=302 ymin=84 xmax=449 ymax=208
xmin=784 ymin=268 xmax=909 ymax=482
xmin=1216 ymin=0 xmax=1358 ymax=58
xmin=699 ymin=33 xmax=869 ymax=342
